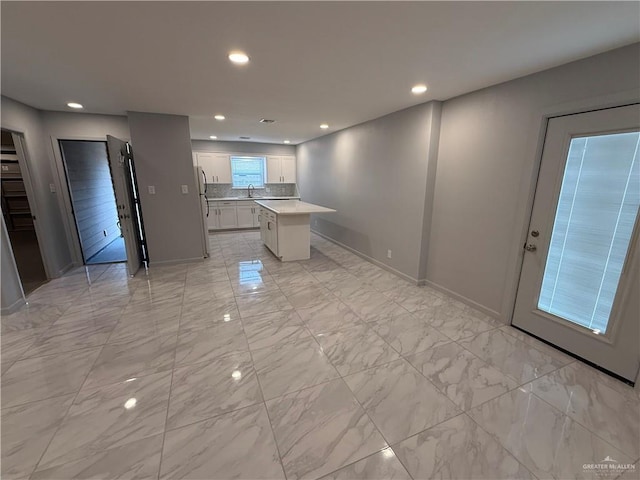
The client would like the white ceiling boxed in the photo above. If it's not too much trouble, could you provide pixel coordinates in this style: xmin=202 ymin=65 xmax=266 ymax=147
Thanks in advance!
xmin=2 ymin=2 xmax=639 ymax=145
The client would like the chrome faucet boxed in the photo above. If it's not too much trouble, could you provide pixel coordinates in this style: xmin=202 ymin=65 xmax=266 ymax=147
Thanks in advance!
xmin=247 ymin=184 xmax=255 ymax=198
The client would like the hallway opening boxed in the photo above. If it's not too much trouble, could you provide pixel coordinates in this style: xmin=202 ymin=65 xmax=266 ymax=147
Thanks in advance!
xmin=58 ymin=139 xmax=127 ymax=265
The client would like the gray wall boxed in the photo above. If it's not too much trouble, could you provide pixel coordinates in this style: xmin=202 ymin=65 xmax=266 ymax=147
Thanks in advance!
xmin=1 ymin=96 xmax=72 ymax=277
xmin=297 ymin=102 xmax=440 ymax=280
xmin=429 ymin=42 xmax=640 ymax=319
xmin=191 ymin=140 xmax=296 ymax=156
xmin=59 ymin=140 xmax=120 ymax=261
xmin=296 ymin=43 xmax=640 ymax=322
xmin=128 ymin=112 xmax=203 ymax=264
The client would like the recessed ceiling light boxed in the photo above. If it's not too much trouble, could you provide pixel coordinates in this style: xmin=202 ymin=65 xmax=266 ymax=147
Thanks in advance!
xmin=411 ymin=84 xmax=428 ymax=94
xmin=209 ymin=135 xmax=217 ymax=139
xmin=228 ymin=51 xmax=250 ymax=65
xmin=320 ymin=124 xmax=329 ymax=129
xmin=283 ymin=140 xmax=291 ymax=144
xmin=214 ymin=114 xmax=225 ymax=121
xmin=67 ymin=102 xmax=83 ymax=109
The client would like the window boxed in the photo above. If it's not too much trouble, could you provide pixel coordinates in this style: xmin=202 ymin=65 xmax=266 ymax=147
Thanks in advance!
xmin=231 ymin=156 xmax=266 ymax=188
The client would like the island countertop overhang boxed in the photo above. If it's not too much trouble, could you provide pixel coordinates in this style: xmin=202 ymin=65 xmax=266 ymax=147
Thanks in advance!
xmin=254 ymin=200 xmax=336 ymax=215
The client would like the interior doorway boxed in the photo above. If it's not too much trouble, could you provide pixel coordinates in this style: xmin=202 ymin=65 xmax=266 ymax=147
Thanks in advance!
xmin=58 ymin=140 xmax=127 ymax=265
xmin=1 ymin=130 xmax=48 ymax=295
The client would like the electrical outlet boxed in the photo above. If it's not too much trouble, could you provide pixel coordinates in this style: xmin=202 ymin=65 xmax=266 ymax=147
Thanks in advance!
xmin=387 ymin=249 xmax=392 ymax=259
xmin=213 ymin=187 xmax=218 ymax=193
xmin=148 ymin=185 xmax=156 ymax=195
xmin=103 ymin=229 xmax=108 ymax=237
xmin=314 ymin=219 xmax=318 ymax=227
xmin=181 ymin=185 xmax=189 ymax=194
xmin=49 ymin=183 xmax=57 ymax=193
xmin=265 ymin=187 xmax=271 ymax=193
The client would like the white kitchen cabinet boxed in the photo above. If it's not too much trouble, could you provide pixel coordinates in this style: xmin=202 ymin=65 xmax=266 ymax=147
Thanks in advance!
xmin=218 ymin=205 xmax=237 ymax=229
xmin=206 ymin=204 xmax=218 ymax=230
xmin=236 ymin=204 xmax=255 ymax=228
xmin=207 ymin=201 xmax=237 ymax=230
xmin=266 ymin=156 xmax=282 ymax=184
xmin=280 ymin=156 xmax=296 ymax=183
xmin=196 ymin=153 xmax=231 ymax=184
xmin=266 ymin=155 xmax=296 ymax=184
xmin=260 ymin=208 xmax=279 ymax=256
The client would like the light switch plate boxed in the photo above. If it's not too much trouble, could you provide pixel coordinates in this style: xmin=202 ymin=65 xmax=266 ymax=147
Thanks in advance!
xmin=148 ymin=186 xmax=156 ymax=195
xmin=181 ymin=185 xmax=189 ymax=194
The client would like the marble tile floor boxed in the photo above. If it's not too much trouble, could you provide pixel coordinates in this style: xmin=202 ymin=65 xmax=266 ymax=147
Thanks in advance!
xmin=1 ymin=231 xmax=638 ymax=480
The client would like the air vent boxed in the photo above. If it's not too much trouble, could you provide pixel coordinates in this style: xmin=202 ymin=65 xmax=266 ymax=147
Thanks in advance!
xmin=259 ymin=118 xmax=276 ymax=124
xmin=239 ymin=136 xmax=251 ymax=140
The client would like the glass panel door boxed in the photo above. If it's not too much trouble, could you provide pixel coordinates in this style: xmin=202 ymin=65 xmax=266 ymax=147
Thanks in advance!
xmin=538 ymin=132 xmax=640 ymax=334
xmin=512 ymin=104 xmax=640 ymax=382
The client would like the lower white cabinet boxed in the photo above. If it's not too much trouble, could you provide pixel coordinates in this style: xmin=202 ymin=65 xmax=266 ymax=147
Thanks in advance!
xmin=237 ymin=204 xmax=259 ymax=228
xmin=218 ymin=205 xmax=237 ymax=229
xmin=259 ymin=208 xmax=279 ymax=255
xmin=208 ymin=200 xmax=261 ymax=230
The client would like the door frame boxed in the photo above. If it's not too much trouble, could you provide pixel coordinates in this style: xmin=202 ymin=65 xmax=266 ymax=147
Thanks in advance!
xmin=508 ymin=96 xmax=640 ymax=383
xmin=50 ymin=135 xmax=130 ymax=267
xmin=504 ymin=89 xmax=640 ymax=327
xmin=0 ymin=128 xmax=53 ymax=281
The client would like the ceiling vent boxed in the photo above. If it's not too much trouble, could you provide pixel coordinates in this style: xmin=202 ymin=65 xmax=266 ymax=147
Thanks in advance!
xmin=239 ymin=136 xmax=251 ymax=140
xmin=259 ymin=118 xmax=276 ymax=124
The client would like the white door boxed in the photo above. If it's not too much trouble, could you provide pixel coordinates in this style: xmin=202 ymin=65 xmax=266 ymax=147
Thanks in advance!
xmin=513 ymin=104 xmax=640 ymax=382
xmin=106 ymin=135 xmax=142 ymax=276
xmin=267 ymin=156 xmax=282 ymax=183
xmin=237 ymin=204 xmax=254 ymax=228
xmin=212 ymin=154 xmax=231 ymax=184
xmin=218 ymin=205 xmax=238 ymax=229
xmin=281 ymin=156 xmax=296 ymax=183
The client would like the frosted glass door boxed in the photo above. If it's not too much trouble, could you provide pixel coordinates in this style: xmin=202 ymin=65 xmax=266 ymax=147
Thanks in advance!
xmin=538 ymin=132 xmax=639 ymax=333
xmin=513 ymin=104 xmax=640 ymax=382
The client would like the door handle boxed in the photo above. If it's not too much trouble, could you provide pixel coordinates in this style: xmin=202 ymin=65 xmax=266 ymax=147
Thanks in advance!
xmin=524 ymin=244 xmax=537 ymax=252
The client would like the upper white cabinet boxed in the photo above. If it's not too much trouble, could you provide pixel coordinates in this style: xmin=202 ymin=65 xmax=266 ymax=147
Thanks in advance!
xmin=267 ymin=155 xmax=296 ymax=184
xmin=196 ymin=153 xmax=231 ymax=184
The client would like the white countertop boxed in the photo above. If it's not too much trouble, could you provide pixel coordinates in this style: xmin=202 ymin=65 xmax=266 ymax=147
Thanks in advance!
xmin=254 ymin=200 xmax=336 ymax=215
xmin=208 ymin=196 xmax=300 ymax=202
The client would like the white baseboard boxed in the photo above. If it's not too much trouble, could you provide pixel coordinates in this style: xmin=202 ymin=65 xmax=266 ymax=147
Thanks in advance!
xmin=56 ymin=262 xmax=75 ymax=277
xmin=311 ymin=229 xmax=504 ymax=324
xmin=311 ymin=229 xmax=419 ymax=285
xmin=150 ymin=257 xmax=205 ymax=266
xmin=1 ymin=297 xmax=26 ymax=315
xmin=419 ymin=278 xmax=504 ymax=323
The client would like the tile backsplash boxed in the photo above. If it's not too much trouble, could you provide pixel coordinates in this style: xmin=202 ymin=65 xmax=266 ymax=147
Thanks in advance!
xmin=206 ymin=183 xmax=298 ymax=198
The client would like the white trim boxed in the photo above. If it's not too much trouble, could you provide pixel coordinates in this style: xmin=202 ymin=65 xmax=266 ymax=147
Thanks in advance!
xmin=1 ymin=297 xmax=26 ymax=315
xmin=149 ymin=257 xmax=204 ymax=266
xmin=420 ymin=278 xmax=504 ymax=323
xmin=311 ymin=228 xmax=419 ymax=285
xmin=504 ymin=91 xmax=640 ymax=326
xmin=49 ymin=135 xmax=118 ymax=267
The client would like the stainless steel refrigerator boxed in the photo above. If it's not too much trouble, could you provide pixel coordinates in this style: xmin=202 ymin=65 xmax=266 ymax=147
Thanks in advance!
xmin=195 ymin=165 xmax=210 ymax=258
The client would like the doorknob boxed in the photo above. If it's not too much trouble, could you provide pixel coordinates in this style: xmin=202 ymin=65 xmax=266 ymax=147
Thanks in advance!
xmin=524 ymin=244 xmax=537 ymax=252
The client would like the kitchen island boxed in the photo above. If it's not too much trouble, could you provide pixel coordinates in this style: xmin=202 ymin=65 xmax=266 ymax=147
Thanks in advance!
xmin=255 ymin=200 xmax=336 ymax=261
